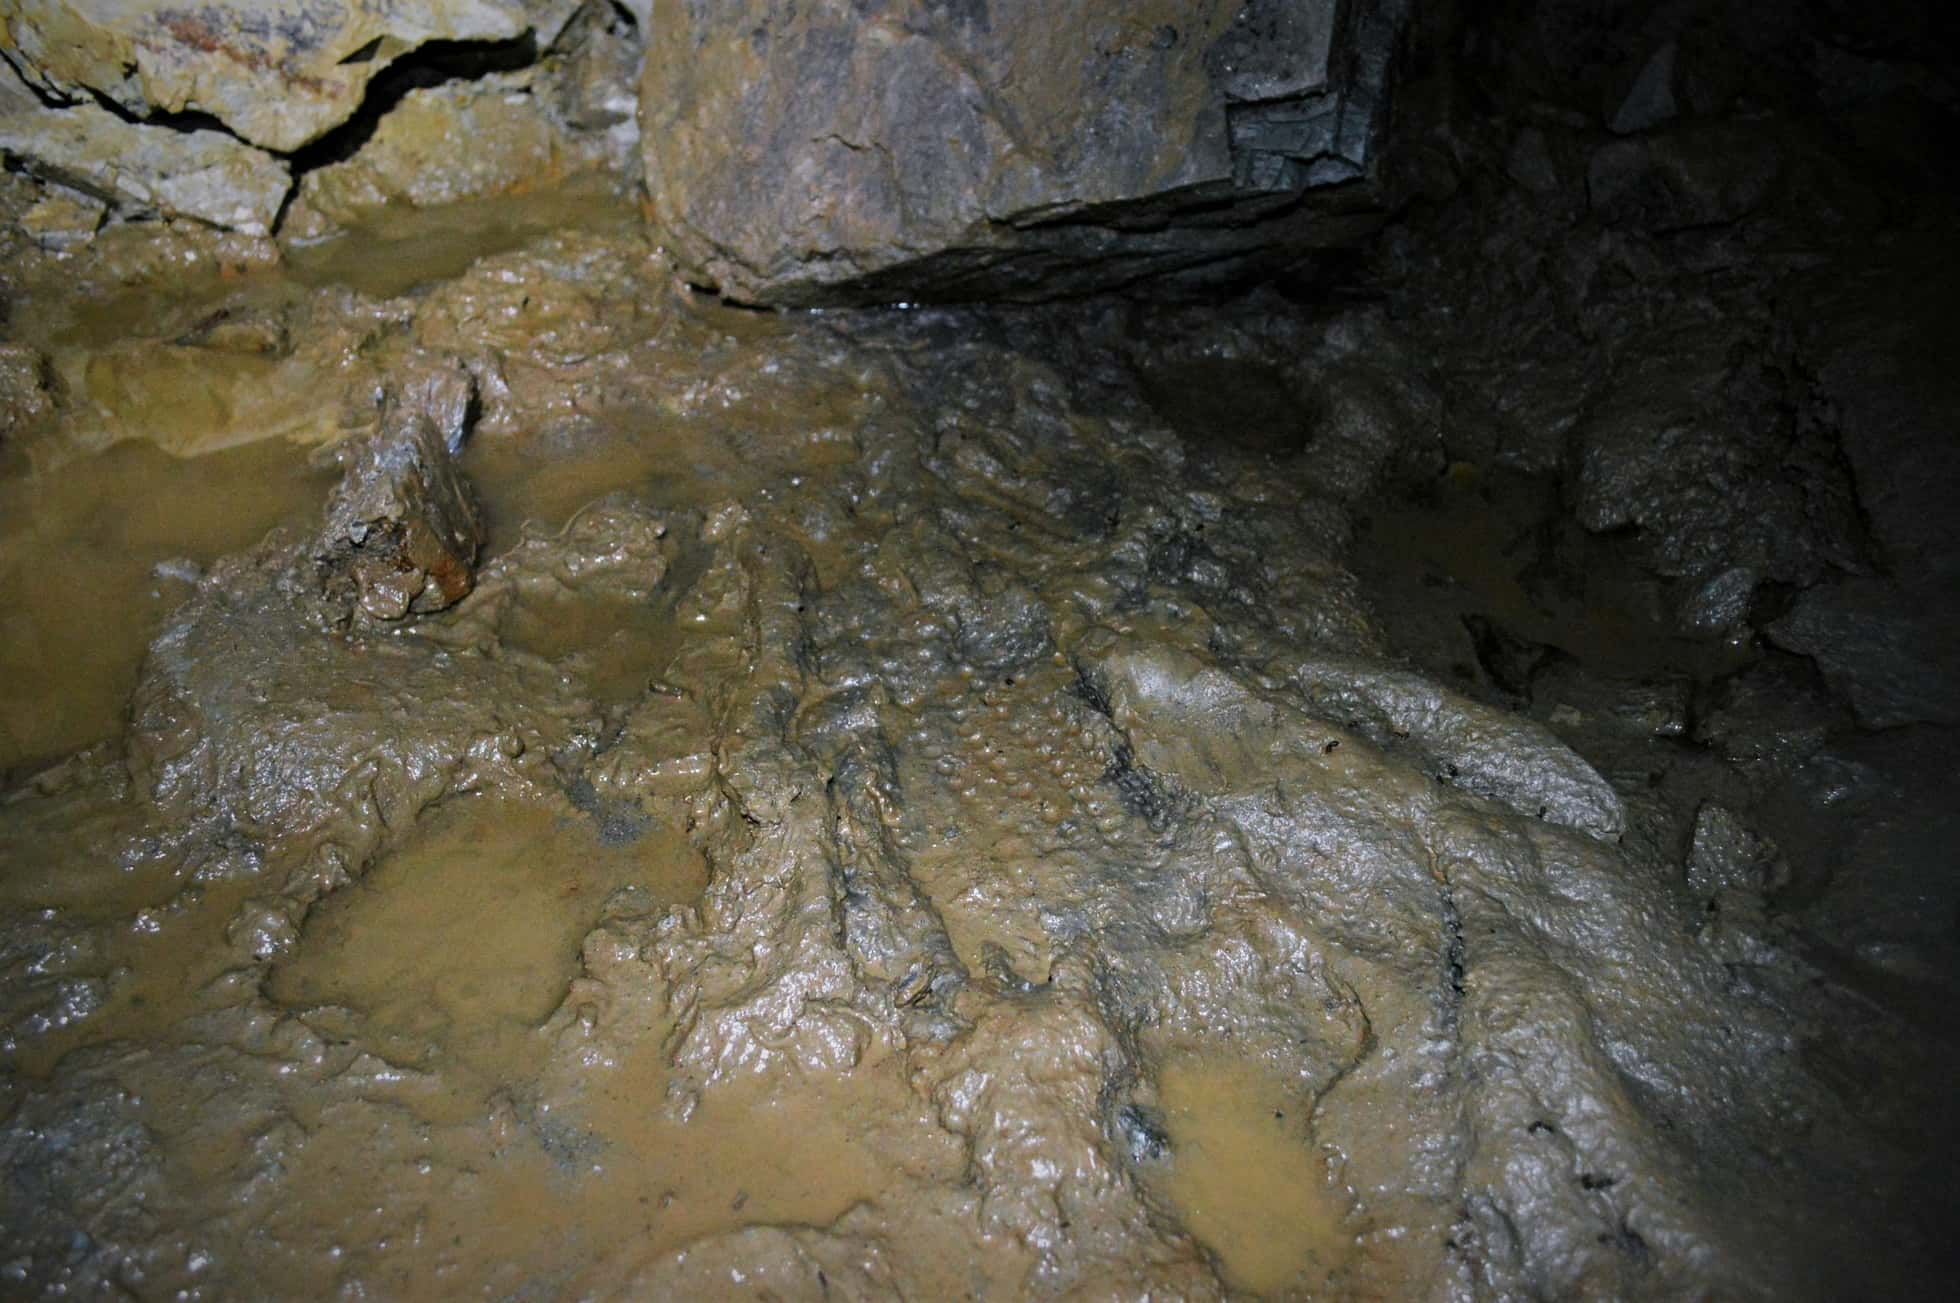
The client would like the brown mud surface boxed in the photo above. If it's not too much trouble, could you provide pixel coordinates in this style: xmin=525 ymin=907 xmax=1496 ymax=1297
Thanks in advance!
xmin=1 ymin=176 xmax=1954 ymax=1301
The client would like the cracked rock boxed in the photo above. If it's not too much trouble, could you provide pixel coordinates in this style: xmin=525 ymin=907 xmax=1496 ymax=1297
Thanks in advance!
xmin=0 ymin=103 xmax=290 ymax=234
xmin=639 ymin=0 xmax=1409 ymax=305
xmin=3 ymin=0 xmax=580 ymax=153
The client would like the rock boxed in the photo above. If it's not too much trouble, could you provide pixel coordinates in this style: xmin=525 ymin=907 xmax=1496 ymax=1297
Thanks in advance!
xmin=0 ymin=103 xmax=290 ymax=234
xmin=0 ymin=50 xmax=40 ymax=116
xmin=639 ymin=0 xmax=1410 ymax=304
xmin=3 ymin=0 xmax=580 ymax=153
xmin=282 ymin=5 xmax=642 ymax=239
xmin=285 ymin=75 xmax=574 ymax=235
xmin=314 ymin=405 xmax=483 ymax=621
xmin=543 ymin=0 xmax=643 ymax=138
xmin=1693 ymin=654 xmax=1840 ymax=769
xmin=0 ymin=344 xmax=55 ymax=439
xmin=1587 ymin=122 xmax=1781 ymax=231
xmin=1609 ymin=42 xmax=1679 ymax=134
xmin=1685 ymin=803 xmax=1785 ymax=899
xmin=1768 ymin=576 xmax=1960 ymax=728
xmin=17 ymin=187 xmax=107 ymax=250
xmin=1281 ymin=654 xmax=1627 ymax=839
xmin=1676 ymin=565 xmax=1757 ymax=638
xmin=1796 ymin=251 xmax=1960 ymax=584
xmin=1566 ymin=325 xmax=1851 ymax=588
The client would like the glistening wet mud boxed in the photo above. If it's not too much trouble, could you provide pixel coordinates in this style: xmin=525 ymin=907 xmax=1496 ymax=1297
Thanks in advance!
xmin=0 ymin=174 xmax=1953 ymax=1300
xmin=0 ymin=438 xmax=336 ymax=774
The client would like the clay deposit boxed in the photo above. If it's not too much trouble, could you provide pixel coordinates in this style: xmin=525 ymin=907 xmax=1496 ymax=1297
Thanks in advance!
xmin=2 ymin=1 xmax=1956 ymax=1299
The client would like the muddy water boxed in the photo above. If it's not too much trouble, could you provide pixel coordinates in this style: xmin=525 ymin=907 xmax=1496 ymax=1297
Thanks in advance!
xmin=1151 ymin=1058 xmax=1359 ymax=1295
xmin=283 ymin=173 xmax=644 ymax=300
xmin=463 ymin=403 xmax=778 ymax=545
xmin=1352 ymin=463 xmax=1757 ymax=691
xmin=0 ymin=437 xmax=334 ymax=773
xmin=268 ymin=796 xmax=704 ymax=1092
xmin=0 ymin=174 xmax=1932 ymax=1301
xmin=497 ymin=576 xmax=692 ymax=702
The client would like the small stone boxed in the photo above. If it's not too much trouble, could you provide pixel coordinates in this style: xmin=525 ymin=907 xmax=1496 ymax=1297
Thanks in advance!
xmin=315 ymin=404 xmax=484 ymax=622
xmin=1609 ymin=42 xmax=1679 ymax=135
xmin=1685 ymin=803 xmax=1786 ymax=899
xmin=17 ymin=189 xmax=105 ymax=250
xmin=1677 ymin=566 xmax=1758 ymax=639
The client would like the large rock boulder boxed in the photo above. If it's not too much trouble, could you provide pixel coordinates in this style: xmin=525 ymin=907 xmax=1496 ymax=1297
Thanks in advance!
xmin=640 ymin=0 xmax=1409 ymax=305
xmin=1 ymin=0 xmax=578 ymax=152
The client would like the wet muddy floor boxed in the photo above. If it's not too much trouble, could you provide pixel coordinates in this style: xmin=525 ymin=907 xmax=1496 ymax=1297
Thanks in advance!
xmin=1 ymin=179 xmax=1955 ymax=1300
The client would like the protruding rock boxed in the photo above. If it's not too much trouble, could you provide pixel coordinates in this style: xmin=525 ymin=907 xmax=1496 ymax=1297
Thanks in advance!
xmin=1609 ymin=41 xmax=1679 ymax=134
xmin=639 ymin=0 xmax=1410 ymax=304
xmin=3 ymin=0 xmax=580 ymax=153
xmin=1587 ymin=122 xmax=1781 ymax=231
xmin=1685 ymin=802 xmax=1786 ymax=899
xmin=315 ymin=403 xmax=483 ymax=621
xmin=17 ymin=187 xmax=106 ymax=249
xmin=1677 ymin=565 xmax=1757 ymax=639
xmin=0 ymin=103 xmax=289 ymax=234
xmin=1769 ymin=576 xmax=1960 ymax=728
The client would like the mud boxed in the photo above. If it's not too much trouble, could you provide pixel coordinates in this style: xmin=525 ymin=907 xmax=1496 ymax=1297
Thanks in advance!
xmin=0 ymin=438 xmax=336 ymax=772
xmin=1 ymin=137 xmax=1956 ymax=1303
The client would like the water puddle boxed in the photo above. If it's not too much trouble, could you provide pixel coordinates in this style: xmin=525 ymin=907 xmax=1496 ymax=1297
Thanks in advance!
xmin=1150 ymin=1056 xmax=1359 ymax=1297
xmin=499 ymin=585 xmax=689 ymax=702
xmin=1351 ymin=465 xmax=1756 ymax=692
xmin=216 ymin=1031 xmax=949 ymax=1297
xmin=283 ymin=173 xmax=644 ymax=300
xmin=537 ymin=1035 xmax=936 ymax=1283
xmin=268 ymin=795 xmax=705 ymax=1092
xmin=462 ymin=394 xmax=863 ymax=550
xmin=462 ymin=406 xmax=769 ymax=547
xmin=0 ymin=437 xmax=335 ymax=774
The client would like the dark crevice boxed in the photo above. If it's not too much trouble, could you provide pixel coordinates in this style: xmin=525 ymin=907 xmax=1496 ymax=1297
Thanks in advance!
xmin=1069 ymin=662 xmax=1115 ymax=720
xmin=1 ymin=49 xmax=77 ymax=109
xmin=1439 ymin=871 xmax=1467 ymax=1028
xmin=284 ymin=31 xmax=542 ymax=176
xmin=337 ymin=37 xmax=385 ymax=67
xmin=1100 ymin=743 xmax=1178 ymax=830
xmin=79 ymin=83 xmax=239 ymax=139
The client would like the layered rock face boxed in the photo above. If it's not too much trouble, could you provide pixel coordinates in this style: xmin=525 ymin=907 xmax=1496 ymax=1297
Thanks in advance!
xmin=0 ymin=101 xmax=290 ymax=233
xmin=3 ymin=1 xmax=1409 ymax=303
xmin=640 ymin=0 xmax=1409 ymax=304
xmin=0 ymin=1 xmax=640 ymax=244
xmin=1 ymin=0 xmax=578 ymax=151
